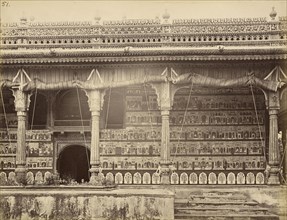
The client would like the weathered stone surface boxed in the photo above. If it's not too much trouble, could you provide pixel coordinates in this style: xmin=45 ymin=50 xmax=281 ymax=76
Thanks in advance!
xmin=0 ymin=187 xmax=174 ymax=220
xmin=174 ymin=186 xmax=286 ymax=220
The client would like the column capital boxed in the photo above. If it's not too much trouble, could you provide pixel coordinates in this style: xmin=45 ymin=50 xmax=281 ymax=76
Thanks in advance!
xmin=151 ymin=81 xmax=176 ymax=111
xmin=85 ymin=89 xmax=103 ymax=113
xmin=161 ymin=110 xmax=170 ymax=116
xmin=267 ymin=91 xmax=280 ymax=110
xmin=12 ymin=89 xmax=31 ymax=112
xmin=269 ymin=109 xmax=279 ymax=115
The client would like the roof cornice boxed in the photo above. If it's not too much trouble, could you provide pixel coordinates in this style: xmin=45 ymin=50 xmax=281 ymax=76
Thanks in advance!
xmin=1 ymin=45 xmax=287 ymax=64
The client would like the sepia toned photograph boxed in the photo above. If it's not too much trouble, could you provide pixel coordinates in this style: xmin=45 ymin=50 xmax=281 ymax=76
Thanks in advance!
xmin=0 ymin=0 xmax=286 ymax=219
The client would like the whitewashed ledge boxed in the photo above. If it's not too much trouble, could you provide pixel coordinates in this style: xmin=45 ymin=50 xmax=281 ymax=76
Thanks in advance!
xmin=0 ymin=186 xmax=175 ymax=220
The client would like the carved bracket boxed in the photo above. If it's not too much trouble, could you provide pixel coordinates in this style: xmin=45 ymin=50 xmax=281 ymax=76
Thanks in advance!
xmin=12 ymin=89 xmax=32 ymax=112
xmin=85 ymin=89 xmax=104 ymax=112
xmin=150 ymin=82 xmax=173 ymax=111
xmin=149 ymin=67 xmax=180 ymax=110
xmin=268 ymin=91 xmax=280 ymax=110
xmin=264 ymin=66 xmax=287 ymax=101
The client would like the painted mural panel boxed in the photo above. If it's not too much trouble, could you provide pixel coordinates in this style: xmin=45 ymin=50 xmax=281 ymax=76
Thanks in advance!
xmin=99 ymin=86 xmax=267 ymax=184
xmin=0 ymin=130 xmax=54 ymax=172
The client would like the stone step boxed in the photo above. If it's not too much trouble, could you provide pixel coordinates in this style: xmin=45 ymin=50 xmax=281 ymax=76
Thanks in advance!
xmin=175 ymin=209 xmax=269 ymax=216
xmin=175 ymin=199 xmax=258 ymax=206
xmin=174 ymin=213 xmax=279 ymax=220
xmin=175 ymin=206 xmax=269 ymax=212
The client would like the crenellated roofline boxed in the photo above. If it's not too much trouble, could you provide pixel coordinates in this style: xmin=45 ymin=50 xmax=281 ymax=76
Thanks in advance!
xmin=1 ymin=14 xmax=287 ymax=64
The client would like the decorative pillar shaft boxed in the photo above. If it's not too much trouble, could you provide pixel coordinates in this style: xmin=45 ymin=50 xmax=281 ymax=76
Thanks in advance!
xmin=90 ymin=111 xmax=100 ymax=169
xmin=13 ymin=90 xmax=30 ymax=182
xmin=16 ymin=111 xmax=27 ymax=171
xmin=47 ymin=92 xmax=56 ymax=128
xmin=86 ymin=90 xmax=102 ymax=184
xmin=161 ymin=110 xmax=170 ymax=163
xmin=284 ymin=130 xmax=287 ymax=183
xmin=269 ymin=109 xmax=280 ymax=166
xmin=155 ymin=81 xmax=173 ymax=185
xmin=267 ymin=91 xmax=281 ymax=185
xmin=160 ymin=109 xmax=171 ymax=184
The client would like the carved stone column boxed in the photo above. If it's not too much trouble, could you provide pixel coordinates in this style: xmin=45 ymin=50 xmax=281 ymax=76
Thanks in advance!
xmin=284 ymin=130 xmax=287 ymax=184
xmin=86 ymin=89 xmax=102 ymax=184
xmin=47 ymin=91 xmax=56 ymax=129
xmin=12 ymin=89 xmax=30 ymax=183
xmin=160 ymin=109 xmax=171 ymax=184
xmin=153 ymin=81 xmax=173 ymax=184
xmin=267 ymin=91 xmax=281 ymax=185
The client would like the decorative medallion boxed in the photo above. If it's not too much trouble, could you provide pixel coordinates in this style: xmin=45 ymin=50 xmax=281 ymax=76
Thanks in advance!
xmin=237 ymin=172 xmax=245 ymax=184
xmin=171 ymin=172 xmax=179 ymax=184
xmin=256 ymin=172 xmax=265 ymax=184
xmin=208 ymin=172 xmax=217 ymax=184
xmin=133 ymin=172 xmax=142 ymax=184
xmin=227 ymin=172 xmax=236 ymax=184
xmin=106 ymin=172 xmax=114 ymax=183
xmin=124 ymin=172 xmax=132 ymax=184
xmin=115 ymin=172 xmax=123 ymax=184
xmin=152 ymin=172 xmax=160 ymax=184
xmin=189 ymin=172 xmax=198 ymax=184
xmin=143 ymin=172 xmax=151 ymax=184
xmin=246 ymin=172 xmax=255 ymax=184
xmin=199 ymin=172 xmax=207 ymax=184
xmin=218 ymin=172 xmax=226 ymax=184
xmin=180 ymin=172 xmax=188 ymax=184
xmin=35 ymin=171 xmax=44 ymax=184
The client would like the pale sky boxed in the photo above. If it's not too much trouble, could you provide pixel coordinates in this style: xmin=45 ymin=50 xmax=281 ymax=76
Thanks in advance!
xmin=1 ymin=0 xmax=286 ymax=23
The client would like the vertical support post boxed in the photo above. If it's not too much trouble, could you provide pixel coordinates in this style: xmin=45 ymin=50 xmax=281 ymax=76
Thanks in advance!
xmin=267 ymin=91 xmax=281 ymax=185
xmin=153 ymin=79 xmax=173 ymax=185
xmin=12 ymin=89 xmax=30 ymax=183
xmin=160 ymin=108 xmax=171 ymax=184
xmin=86 ymin=89 xmax=102 ymax=184
xmin=47 ymin=91 xmax=56 ymax=129
xmin=284 ymin=130 xmax=287 ymax=183
xmin=161 ymin=110 xmax=170 ymax=163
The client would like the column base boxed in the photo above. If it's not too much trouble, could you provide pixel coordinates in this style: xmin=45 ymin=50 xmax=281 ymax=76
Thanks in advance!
xmin=267 ymin=166 xmax=281 ymax=185
xmin=89 ymin=166 xmax=103 ymax=186
xmin=15 ymin=167 xmax=27 ymax=185
xmin=159 ymin=162 xmax=173 ymax=185
xmin=161 ymin=172 xmax=170 ymax=185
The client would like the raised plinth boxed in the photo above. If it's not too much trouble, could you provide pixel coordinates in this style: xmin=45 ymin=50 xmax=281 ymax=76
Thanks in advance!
xmin=0 ymin=186 xmax=174 ymax=220
xmin=174 ymin=185 xmax=286 ymax=220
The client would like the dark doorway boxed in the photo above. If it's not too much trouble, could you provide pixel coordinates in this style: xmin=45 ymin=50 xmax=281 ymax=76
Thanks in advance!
xmin=57 ymin=145 xmax=90 ymax=183
xmin=103 ymin=89 xmax=125 ymax=129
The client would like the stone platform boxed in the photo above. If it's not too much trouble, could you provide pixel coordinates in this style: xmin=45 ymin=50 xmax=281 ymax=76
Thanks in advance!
xmin=0 ymin=185 xmax=286 ymax=220
xmin=0 ymin=186 xmax=174 ymax=220
xmin=172 ymin=185 xmax=286 ymax=220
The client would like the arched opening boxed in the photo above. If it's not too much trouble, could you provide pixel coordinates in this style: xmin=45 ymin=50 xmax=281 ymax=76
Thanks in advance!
xmin=0 ymin=88 xmax=16 ymax=128
xmin=55 ymin=89 xmax=90 ymax=126
xmin=102 ymin=88 xmax=125 ymax=129
xmin=57 ymin=145 xmax=90 ymax=183
xmin=28 ymin=93 xmax=47 ymax=129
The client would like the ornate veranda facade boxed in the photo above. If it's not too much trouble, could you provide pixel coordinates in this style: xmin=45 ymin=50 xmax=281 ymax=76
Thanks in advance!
xmin=1 ymin=10 xmax=287 ymax=186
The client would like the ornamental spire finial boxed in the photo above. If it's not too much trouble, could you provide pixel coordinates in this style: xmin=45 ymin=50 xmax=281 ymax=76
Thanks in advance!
xmin=20 ymin=12 xmax=27 ymax=25
xmin=94 ymin=11 xmax=101 ymax=25
xmin=269 ymin=7 xmax=277 ymax=20
xmin=162 ymin=9 xmax=170 ymax=23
